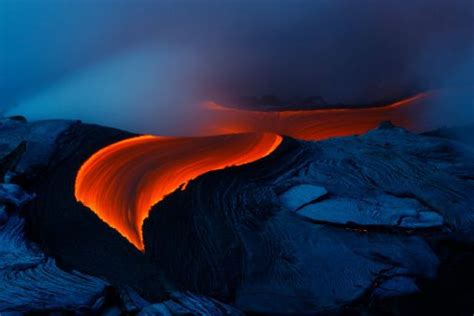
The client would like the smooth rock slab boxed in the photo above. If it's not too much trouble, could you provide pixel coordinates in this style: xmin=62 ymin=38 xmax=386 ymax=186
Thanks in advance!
xmin=233 ymin=221 xmax=438 ymax=313
xmin=297 ymin=194 xmax=444 ymax=229
xmin=279 ymin=184 xmax=327 ymax=211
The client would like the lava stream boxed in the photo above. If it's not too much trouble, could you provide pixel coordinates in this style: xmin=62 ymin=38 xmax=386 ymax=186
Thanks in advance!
xmin=76 ymin=91 xmax=441 ymax=251
xmin=75 ymin=132 xmax=282 ymax=250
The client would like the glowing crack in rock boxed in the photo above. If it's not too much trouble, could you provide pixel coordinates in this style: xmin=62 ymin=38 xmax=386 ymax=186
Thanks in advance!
xmin=75 ymin=133 xmax=282 ymax=250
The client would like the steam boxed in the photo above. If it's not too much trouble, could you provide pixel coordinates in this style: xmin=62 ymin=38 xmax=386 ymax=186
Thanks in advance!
xmin=1 ymin=0 xmax=473 ymax=134
xmin=6 ymin=44 xmax=205 ymax=135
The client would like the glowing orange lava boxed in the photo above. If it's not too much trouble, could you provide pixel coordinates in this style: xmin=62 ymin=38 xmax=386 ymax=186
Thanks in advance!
xmin=76 ymin=91 xmax=444 ymax=251
xmin=75 ymin=133 xmax=282 ymax=250
xmin=201 ymin=92 xmax=432 ymax=140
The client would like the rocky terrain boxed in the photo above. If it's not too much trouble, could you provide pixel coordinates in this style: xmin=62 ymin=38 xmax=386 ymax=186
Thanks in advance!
xmin=0 ymin=117 xmax=472 ymax=315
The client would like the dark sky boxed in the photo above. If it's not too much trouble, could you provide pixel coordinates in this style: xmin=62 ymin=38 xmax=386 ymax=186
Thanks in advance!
xmin=0 ymin=0 xmax=473 ymax=133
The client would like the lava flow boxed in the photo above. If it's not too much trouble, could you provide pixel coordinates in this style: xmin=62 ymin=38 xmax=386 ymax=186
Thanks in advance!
xmin=201 ymin=92 xmax=432 ymax=140
xmin=75 ymin=132 xmax=282 ymax=250
xmin=76 ymin=92 xmax=439 ymax=251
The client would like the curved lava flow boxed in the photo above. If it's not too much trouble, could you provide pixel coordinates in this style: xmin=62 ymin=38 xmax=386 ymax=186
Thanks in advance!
xmin=76 ymin=92 xmax=436 ymax=251
xmin=75 ymin=132 xmax=282 ymax=250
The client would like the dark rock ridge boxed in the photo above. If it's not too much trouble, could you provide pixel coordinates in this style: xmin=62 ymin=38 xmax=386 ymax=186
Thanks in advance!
xmin=0 ymin=116 xmax=473 ymax=314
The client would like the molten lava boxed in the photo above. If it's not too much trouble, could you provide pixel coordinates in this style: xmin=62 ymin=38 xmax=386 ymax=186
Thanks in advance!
xmin=75 ymin=133 xmax=282 ymax=250
xmin=201 ymin=92 xmax=431 ymax=140
xmin=76 ymin=92 xmax=442 ymax=251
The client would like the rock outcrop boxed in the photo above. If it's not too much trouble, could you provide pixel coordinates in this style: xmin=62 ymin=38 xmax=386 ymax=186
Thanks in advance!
xmin=143 ymin=123 xmax=474 ymax=314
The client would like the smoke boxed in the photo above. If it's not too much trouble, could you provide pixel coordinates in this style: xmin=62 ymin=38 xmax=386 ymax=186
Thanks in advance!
xmin=427 ymin=56 xmax=474 ymax=128
xmin=5 ymin=43 xmax=205 ymax=135
xmin=1 ymin=0 xmax=473 ymax=134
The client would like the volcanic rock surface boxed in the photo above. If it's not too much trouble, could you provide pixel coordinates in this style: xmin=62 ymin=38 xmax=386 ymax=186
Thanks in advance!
xmin=143 ymin=123 xmax=474 ymax=314
xmin=0 ymin=116 xmax=473 ymax=315
xmin=0 ymin=118 xmax=109 ymax=312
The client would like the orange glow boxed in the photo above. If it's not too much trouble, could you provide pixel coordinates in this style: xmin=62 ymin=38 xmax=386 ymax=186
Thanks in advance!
xmin=201 ymin=92 xmax=432 ymax=140
xmin=75 ymin=133 xmax=282 ymax=250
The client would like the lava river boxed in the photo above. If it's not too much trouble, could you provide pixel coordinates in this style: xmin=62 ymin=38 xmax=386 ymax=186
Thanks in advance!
xmin=75 ymin=132 xmax=282 ymax=250
xmin=76 ymin=91 xmax=445 ymax=251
